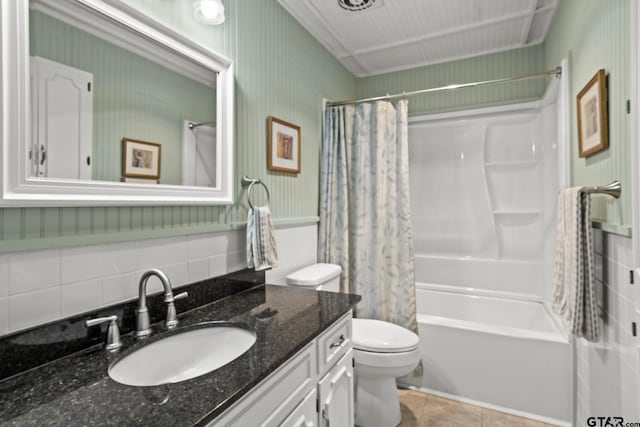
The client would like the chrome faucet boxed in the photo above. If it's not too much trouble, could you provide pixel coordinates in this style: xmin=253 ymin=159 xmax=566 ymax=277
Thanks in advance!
xmin=135 ymin=269 xmax=188 ymax=338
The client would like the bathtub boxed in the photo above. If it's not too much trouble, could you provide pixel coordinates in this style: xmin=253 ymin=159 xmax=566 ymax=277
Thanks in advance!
xmin=401 ymin=284 xmax=572 ymax=425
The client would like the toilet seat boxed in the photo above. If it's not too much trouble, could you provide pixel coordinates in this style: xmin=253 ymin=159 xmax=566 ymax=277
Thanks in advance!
xmin=354 ymin=346 xmax=421 ymax=375
xmin=352 ymin=318 xmax=420 ymax=353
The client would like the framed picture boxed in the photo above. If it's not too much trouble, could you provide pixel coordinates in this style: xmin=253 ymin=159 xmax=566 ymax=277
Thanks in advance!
xmin=122 ymin=138 xmax=161 ymax=179
xmin=268 ymin=116 xmax=300 ymax=173
xmin=577 ymin=69 xmax=608 ymax=158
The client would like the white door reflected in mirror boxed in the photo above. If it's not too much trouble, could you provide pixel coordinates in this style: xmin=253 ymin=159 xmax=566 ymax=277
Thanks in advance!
xmin=30 ymin=56 xmax=93 ymax=180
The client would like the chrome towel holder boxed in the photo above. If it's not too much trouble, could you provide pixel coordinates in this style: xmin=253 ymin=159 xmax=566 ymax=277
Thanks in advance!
xmin=584 ymin=180 xmax=621 ymax=198
xmin=241 ymin=175 xmax=271 ymax=209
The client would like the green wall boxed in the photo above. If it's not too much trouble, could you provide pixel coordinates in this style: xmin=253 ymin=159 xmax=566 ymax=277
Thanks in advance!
xmin=1 ymin=0 xmax=356 ymax=251
xmin=544 ymin=0 xmax=631 ymax=227
xmin=30 ymin=10 xmax=216 ymax=185
xmin=356 ymin=45 xmax=547 ymax=117
xmin=6 ymin=0 xmax=631 ymax=251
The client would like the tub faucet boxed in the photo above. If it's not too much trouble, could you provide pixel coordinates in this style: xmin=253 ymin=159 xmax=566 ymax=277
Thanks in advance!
xmin=135 ymin=269 xmax=188 ymax=338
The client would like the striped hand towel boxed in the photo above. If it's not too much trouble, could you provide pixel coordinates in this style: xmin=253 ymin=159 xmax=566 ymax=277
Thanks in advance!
xmin=552 ymin=187 xmax=601 ymax=342
xmin=247 ymin=207 xmax=278 ymax=271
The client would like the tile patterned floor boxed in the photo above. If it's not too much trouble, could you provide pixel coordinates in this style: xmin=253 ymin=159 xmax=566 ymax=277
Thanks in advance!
xmin=398 ymin=389 xmax=558 ymax=427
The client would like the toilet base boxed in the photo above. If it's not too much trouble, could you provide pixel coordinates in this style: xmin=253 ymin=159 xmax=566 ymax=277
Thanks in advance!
xmin=355 ymin=376 xmax=401 ymax=427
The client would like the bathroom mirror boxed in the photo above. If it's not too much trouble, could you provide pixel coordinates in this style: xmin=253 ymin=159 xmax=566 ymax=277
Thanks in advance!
xmin=0 ymin=0 xmax=234 ymax=205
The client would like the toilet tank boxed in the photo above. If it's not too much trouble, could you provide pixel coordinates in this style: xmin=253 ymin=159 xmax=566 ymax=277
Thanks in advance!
xmin=285 ymin=263 xmax=342 ymax=292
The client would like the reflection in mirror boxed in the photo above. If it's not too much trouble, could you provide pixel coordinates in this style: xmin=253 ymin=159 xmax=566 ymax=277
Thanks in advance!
xmin=28 ymin=4 xmax=218 ymax=187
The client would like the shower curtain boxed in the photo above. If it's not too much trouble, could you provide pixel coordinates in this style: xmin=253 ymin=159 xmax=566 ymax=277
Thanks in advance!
xmin=318 ymin=100 xmax=418 ymax=332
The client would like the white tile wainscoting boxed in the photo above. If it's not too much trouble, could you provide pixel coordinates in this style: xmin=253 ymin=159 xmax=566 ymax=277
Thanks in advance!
xmin=0 ymin=224 xmax=318 ymax=336
xmin=576 ymin=229 xmax=639 ymax=424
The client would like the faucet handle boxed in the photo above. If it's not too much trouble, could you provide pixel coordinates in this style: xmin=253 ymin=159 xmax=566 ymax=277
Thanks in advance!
xmin=165 ymin=291 xmax=188 ymax=329
xmin=85 ymin=315 xmax=122 ymax=352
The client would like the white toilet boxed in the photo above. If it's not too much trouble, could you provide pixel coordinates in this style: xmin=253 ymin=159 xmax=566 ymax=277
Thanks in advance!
xmin=286 ymin=263 xmax=421 ymax=427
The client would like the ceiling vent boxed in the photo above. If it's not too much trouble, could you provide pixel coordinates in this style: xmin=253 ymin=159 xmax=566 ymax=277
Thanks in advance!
xmin=337 ymin=0 xmax=376 ymax=12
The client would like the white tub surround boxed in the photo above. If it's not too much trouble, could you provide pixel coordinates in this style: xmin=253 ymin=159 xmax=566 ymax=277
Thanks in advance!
xmin=408 ymin=95 xmax=563 ymax=302
xmin=405 ymin=74 xmax=572 ymax=425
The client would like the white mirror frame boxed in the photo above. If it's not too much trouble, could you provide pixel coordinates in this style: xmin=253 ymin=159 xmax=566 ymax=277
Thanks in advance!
xmin=0 ymin=0 xmax=234 ymax=206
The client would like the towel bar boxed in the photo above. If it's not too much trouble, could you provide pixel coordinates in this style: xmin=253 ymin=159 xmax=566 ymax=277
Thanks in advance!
xmin=241 ymin=175 xmax=271 ymax=209
xmin=584 ymin=180 xmax=621 ymax=199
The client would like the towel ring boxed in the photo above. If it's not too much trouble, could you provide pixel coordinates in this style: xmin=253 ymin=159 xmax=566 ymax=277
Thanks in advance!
xmin=241 ymin=176 xmax=270 ymax=209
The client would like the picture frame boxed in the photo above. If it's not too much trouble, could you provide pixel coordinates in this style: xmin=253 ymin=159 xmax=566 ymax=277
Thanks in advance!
xmin=267 ymin=116 xmax=301 ymax=174
xmin=122 ymin=177 xmax=159 ymax=184
xmin=577 ymin=69 xmax=608 ymax=158
xmin=122 ymin=138 xmax=161 ymax=179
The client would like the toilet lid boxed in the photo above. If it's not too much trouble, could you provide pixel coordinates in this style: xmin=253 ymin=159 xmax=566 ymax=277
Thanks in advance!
xmin=285 ymin=263 xmax=342 ymax=287
xmin=352 ymin=319 xmax=420 ymax=353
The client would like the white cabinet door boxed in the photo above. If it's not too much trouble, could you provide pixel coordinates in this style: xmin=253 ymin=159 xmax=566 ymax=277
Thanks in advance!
xmin=30 ymin=56 xmax=93 ymax=180
xmin=318 ymin=349 xmax=354 ymax=427
xmin=280 ymin=389 xmax=317 ymax=427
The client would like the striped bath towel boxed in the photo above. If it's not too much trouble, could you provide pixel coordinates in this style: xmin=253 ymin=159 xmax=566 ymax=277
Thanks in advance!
xmin=552 ymin=187 xmax=601 ymax=342
xmin=247 ymin=206 xmax=278 ymax=271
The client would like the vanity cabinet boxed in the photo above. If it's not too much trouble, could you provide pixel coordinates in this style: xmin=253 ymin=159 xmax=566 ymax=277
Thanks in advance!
xmin=210 ymin=312 xmax=353 ymax=427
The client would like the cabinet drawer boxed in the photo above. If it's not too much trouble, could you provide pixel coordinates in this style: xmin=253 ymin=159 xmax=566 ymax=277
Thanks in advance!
xmin=211 ymin=342 xmax=317 ymax=427
xmin=317 ymin=312 xmax=352 ymax=375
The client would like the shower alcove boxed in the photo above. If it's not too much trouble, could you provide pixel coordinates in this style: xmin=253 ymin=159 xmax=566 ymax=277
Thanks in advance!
xmin=409 ymin=98 xmax=561 ymax=300
xmin=404 ymin=66 xmax=573 ymax=425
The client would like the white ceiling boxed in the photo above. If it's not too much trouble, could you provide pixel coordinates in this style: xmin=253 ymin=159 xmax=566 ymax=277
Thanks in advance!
xmin=277 ymin=0 xmax=559 ymax=77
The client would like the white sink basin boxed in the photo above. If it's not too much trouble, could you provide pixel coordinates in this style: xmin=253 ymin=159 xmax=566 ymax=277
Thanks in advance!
xmin=109 ymin=324 xmax=256 ymax=387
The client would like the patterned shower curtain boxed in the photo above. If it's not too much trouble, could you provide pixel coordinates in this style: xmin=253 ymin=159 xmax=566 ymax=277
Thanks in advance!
xmin=318 ymin=100 xmax=418 ymax=333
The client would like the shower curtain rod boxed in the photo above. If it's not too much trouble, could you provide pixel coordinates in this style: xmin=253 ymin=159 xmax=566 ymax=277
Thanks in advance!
xmin=326 ymin=66 xmax=562 ymax=107
xmin=187 ymin=121 xmax=214 ymax=129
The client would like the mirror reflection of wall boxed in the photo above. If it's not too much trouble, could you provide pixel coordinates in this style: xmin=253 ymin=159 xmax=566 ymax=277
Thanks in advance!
xmin=28 ymin=7 xmax=217 ymax=186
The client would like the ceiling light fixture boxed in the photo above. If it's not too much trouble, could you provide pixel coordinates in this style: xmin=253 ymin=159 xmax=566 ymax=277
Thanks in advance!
xmin=193 ymin=0 xmax=225 ymax=25
xmin=337 ymin=0 xmax=376 ymax=12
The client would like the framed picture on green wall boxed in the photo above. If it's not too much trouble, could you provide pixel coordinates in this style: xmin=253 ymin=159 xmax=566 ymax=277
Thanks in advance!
xmin=267 ymin=116 xmax=301 ymax=174
xmin=577 ymin=69 xmax=608 ymax=158
xmin=122 ymin=138 xmax=162 ymax=180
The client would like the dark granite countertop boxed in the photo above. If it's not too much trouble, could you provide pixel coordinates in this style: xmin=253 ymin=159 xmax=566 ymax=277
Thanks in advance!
xmin=0 ymin=284 xmax=360 ymax=426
